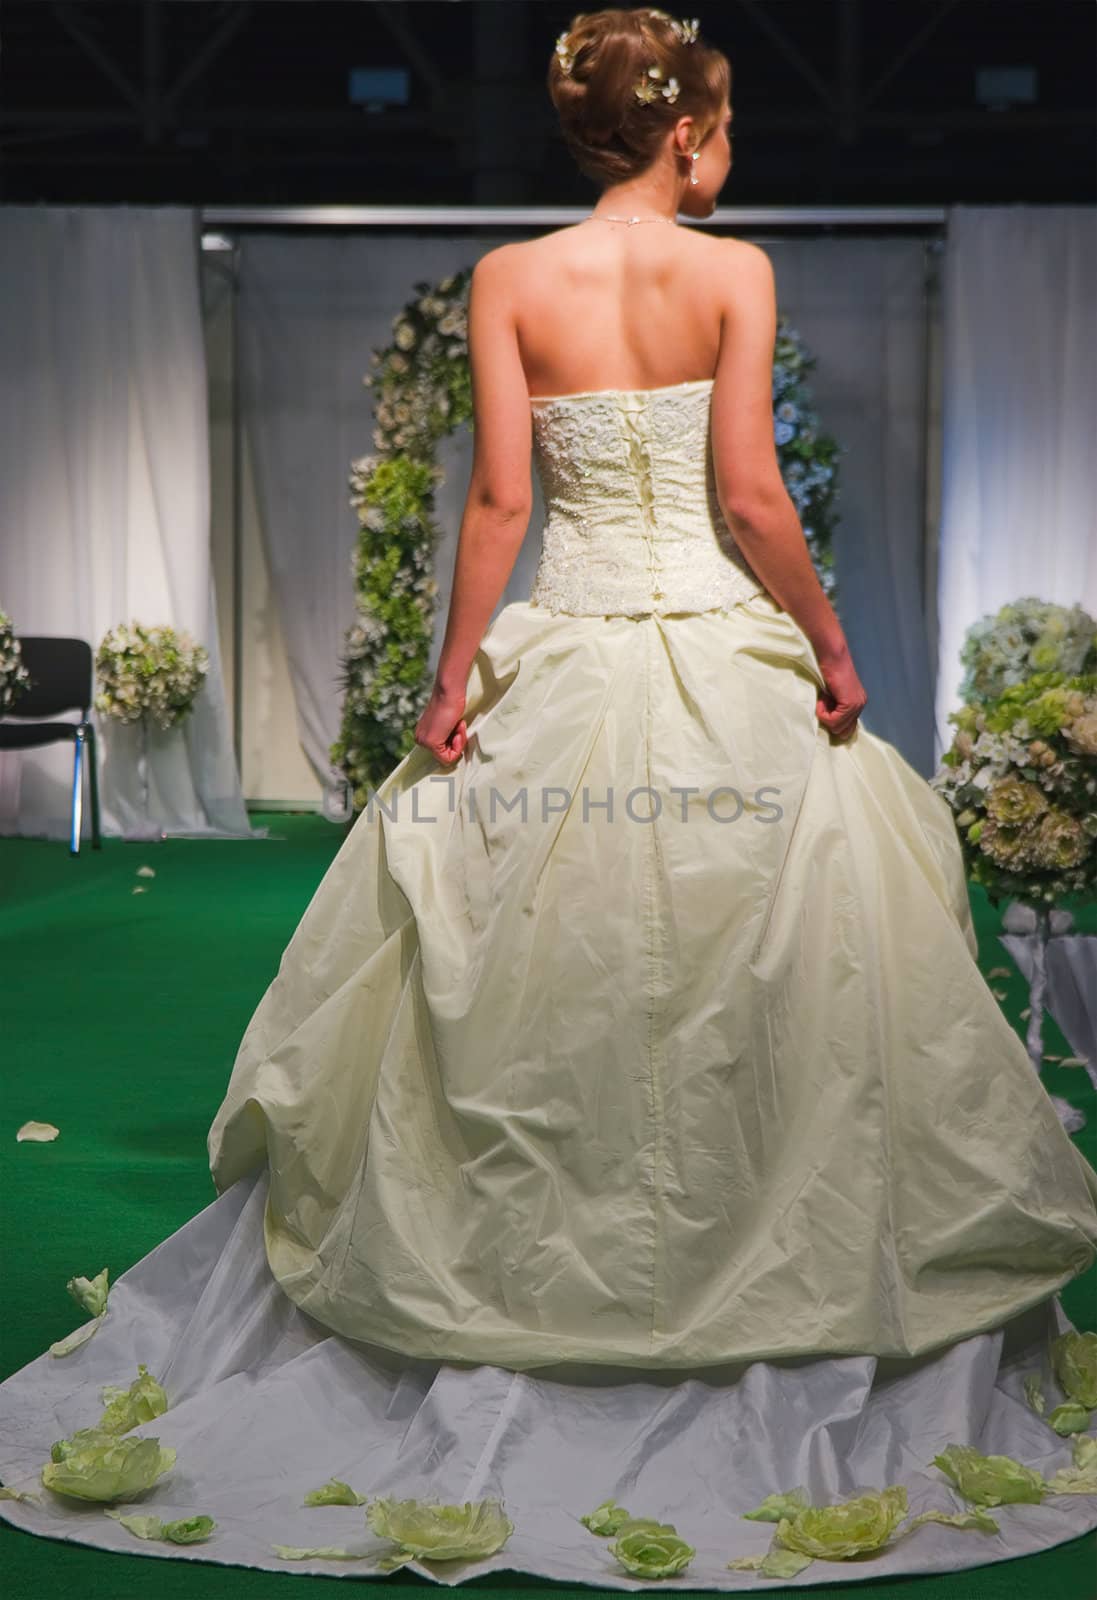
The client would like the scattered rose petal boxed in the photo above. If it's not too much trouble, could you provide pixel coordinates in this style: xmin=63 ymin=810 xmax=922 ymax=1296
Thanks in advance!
xmin=303 ymin=1478 xmax=366 ymax=1506
xmin=49 ymin=1316 xmax=105 ymax=1357
xmin=68 ymin=1268 xmax=110 ymax=1319
xmin=273 ymin=1545 xmax=368 ymax=1561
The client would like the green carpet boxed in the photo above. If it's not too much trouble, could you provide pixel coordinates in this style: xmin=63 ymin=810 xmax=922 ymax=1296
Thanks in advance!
xmin=1 ymin=814 xmax=1094 ymax=1599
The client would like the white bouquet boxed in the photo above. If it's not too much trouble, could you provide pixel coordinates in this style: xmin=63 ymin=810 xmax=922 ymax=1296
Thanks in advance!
xmin=94 ymin=622 xmax=209 ymax=732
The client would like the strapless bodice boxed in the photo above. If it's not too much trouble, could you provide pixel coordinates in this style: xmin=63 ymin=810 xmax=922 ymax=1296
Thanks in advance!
xmin=526 ymin=377 xmax=767 ymax=618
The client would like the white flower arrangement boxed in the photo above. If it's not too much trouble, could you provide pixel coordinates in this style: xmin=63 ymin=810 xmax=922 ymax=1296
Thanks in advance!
xmin=94 ymin=622 xmax=209 ymax=732
xmin=931 ymin=665 xmax=1097 ymax=909
xmin=957 ymin=597 xmax=1097 ymax=707
xmin=0 ymin=608 xmax=33 ymax=713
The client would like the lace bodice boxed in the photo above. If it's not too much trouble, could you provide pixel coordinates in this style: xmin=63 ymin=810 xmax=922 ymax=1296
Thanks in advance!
xmin=526 ymin=377 xmax=767 ymax=618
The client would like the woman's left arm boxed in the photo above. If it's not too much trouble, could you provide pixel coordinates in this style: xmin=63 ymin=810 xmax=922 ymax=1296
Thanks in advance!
xmin=414 ymin=245 xmax=533 ymax=764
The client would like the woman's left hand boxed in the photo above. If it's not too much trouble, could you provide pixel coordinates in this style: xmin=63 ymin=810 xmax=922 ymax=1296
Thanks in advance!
xmin=414 ymin=682 xmax=469 ymax=764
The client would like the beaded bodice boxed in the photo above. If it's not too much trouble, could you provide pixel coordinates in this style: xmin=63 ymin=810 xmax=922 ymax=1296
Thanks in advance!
xmin=526 ymin=378 xmax=767 ymax=618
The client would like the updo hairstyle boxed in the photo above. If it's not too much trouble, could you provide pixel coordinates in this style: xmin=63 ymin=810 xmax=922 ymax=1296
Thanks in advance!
xmin=548 ymin=8 xmax=730 ymax=187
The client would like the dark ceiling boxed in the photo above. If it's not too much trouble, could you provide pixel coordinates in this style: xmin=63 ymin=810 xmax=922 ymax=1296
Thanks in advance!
xmin=1 ymin=0 xmax=1093 ymax=207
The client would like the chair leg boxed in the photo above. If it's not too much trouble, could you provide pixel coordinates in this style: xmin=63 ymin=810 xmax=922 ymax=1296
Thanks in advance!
xmin=70 ymin=729 xmax=85 ymax=855
xmin=86 ymin=721 xmax=103 ymax=850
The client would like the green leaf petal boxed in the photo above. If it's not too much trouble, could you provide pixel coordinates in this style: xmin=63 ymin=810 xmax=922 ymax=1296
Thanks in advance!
xmin=303 ymin=1478 xmax=366 ymax=1506
xmin=376 ymin=1551 xmax=416 ymax=1573
xmin=608 ymin=1526 xmax=696 ymax=1578
xmin=774 ymin=1486 xmax=909 ymax=1559
xmin=1048 ymin=1402 xmax=1092 ymax=1437
xmin=272 ymin=1544 xmax=366 ymax=1561
xmin=742 ymin=1488 xmax=811 ymax=1522
xmin=40 ymin=1435 xmax=176 ymax=1502
xmin=907 ymin=1506 xmax=1000 ymax=1535
xmin=67 ymin=1269 xmax=110 ymax=1319
xmin=365 ymin=1495 xmax=513 ymax=1561
xmin=760 ymin=1548 xmax=814 ymax=1578
xmin=1052 ymin=1331 xmax=1097 ymax=1409
xmin=105 ymin=1511 xmax=165 ymax=1540
xmin=1022 ymin=1373 xmax=1047 ymax=1414
xmin=97 ymin=1365 xmax=168 ymax=1435
xmin=162 ymin=1515 xmax=216 ymax=1544
xmin=49 ymin=1315 xmax=105 ymax=1358
xmin=579 ymin=1498 xmax=633 ymax=1535
xmin=1045 ymin=1433 xmax=1097 ymax=1495
xmin=932 ymin=1444 xmax=1046 ymax=1506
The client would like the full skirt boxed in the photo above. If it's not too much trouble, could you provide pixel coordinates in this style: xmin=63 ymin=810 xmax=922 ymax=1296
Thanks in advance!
xmin=2 ymin=590 xmax=1096 ymax=1587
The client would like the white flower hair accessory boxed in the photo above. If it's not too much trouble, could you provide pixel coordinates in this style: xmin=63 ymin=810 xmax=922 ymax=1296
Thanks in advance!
xmin=555 ymin=30 xmax=575 ymax=76
xmin=646 ymin=10 xmax=701 ymax=45
xmin=634 ymin=64 xmax=680 ymax=105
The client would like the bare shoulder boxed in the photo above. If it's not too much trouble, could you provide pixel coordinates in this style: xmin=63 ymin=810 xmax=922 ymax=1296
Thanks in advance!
xmin=471 ymin=240 xmax=525 ymax=281
xmin=712 ymin=235 xmax=774 ymax=283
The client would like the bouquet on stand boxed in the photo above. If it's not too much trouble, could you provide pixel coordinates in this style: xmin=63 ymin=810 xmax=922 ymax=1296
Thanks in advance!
xmin=932 ymin=599 xmax=1097 ymax=1130
xmin=94 ymin=622 xmax=209 ymax=842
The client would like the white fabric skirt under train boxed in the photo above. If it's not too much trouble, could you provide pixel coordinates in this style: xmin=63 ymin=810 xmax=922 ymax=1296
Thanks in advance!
xmin=0 ymin=1168 xmax=1095 ymax=1588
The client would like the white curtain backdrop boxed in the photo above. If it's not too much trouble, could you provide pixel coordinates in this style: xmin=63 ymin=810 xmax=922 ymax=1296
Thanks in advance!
xmin=235 ymin=230 xmax=937 ymax=783
xmin=0 ymin=205 xmax=257 ymax=842
xmin=934 ymin=204 xmax=1097 ymax=764
xmin=234 ymin=231 xmax=540 ymax=793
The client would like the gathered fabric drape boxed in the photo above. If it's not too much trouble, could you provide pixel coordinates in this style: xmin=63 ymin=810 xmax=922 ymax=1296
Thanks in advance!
xmin=0 ymin=205 xmax=256 ymax=841
xmin=934 ymin=204 xmax=1097 ymax=763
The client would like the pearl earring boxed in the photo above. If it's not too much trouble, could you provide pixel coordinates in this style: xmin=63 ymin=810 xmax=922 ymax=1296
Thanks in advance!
xmin=690 ymin=152 xmax=699 ymax=185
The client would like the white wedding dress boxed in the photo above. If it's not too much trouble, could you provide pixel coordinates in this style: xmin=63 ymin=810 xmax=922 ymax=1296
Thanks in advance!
xmin=2 ymin=377 xmax=1096 ymax=1588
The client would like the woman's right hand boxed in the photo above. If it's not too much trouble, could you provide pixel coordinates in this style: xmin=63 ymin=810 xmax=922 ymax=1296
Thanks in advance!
xmin=815 ymin=648 xmax=868 ymax=742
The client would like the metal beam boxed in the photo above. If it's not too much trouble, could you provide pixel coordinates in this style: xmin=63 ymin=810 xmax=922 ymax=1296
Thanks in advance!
xmin=4 ymin=106 xmax=1089 ymax=136
xmin=836 ymin=0 xmax=861 ymax=146
xmin=142 ymin=0 xmax=163 ymax=146
xmin=735 ymin=0 xmax=836 ymax=112
xmin=161 ymin=2 xmax=256 ymax=120
xmin=372 ymin=0 xmax=446 ymax=104
xmin=50 ymin=1 xmax=143 ymax=113
xmin=199 ymin=204 xmax=947 ymax=229
xmin=861 ymin=0 xmax=962 ymax=112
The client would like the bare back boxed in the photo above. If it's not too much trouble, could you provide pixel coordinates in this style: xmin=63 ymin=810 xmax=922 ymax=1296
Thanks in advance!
xmin=464 ymin=223 xmax=783 ymax=525
xmin=510 ymin=223 xmax=744 ymax=398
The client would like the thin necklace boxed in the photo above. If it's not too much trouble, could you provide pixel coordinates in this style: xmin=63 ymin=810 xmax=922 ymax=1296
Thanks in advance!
xmin=584 ymin=213 xmax=678 ymax=227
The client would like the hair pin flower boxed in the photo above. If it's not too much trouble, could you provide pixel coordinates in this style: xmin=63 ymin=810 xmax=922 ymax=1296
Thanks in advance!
xmin=634 ymin=64 xmax=680 ymax=105
xmin=647 ymin=10 xmax=700 ymax=45
xmin=555 ymin=30 xmax=575 ymax=76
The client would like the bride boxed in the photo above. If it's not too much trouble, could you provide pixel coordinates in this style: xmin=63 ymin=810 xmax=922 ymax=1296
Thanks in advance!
xmin=2 ymin=6 xmax=1096 ymax=1589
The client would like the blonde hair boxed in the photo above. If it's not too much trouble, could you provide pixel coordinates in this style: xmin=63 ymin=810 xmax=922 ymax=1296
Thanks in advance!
xmin=548 ymin=8 xmax=730 ymax=187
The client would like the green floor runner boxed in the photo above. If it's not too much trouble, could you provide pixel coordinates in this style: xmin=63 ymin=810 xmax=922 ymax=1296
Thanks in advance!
xmin=1 ymin=815 xmax=1094 ymax=1598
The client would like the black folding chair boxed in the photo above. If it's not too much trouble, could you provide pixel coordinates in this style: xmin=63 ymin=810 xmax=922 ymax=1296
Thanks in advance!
xmin=0 ymin=637 xmax=102 ymax=854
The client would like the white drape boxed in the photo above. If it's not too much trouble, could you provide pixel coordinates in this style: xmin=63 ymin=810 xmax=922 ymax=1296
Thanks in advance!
xmin=0 ymin=205 xmax=257 ymax=841
xmin=234 ymin=232 xmax=540 ymax=794
xmin=934 ymin=204 xmax=1097 ymax=764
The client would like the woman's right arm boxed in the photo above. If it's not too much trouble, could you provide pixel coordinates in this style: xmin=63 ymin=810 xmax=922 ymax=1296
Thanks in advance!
xmin=710 ymin=240 xmax=867 ymax=739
